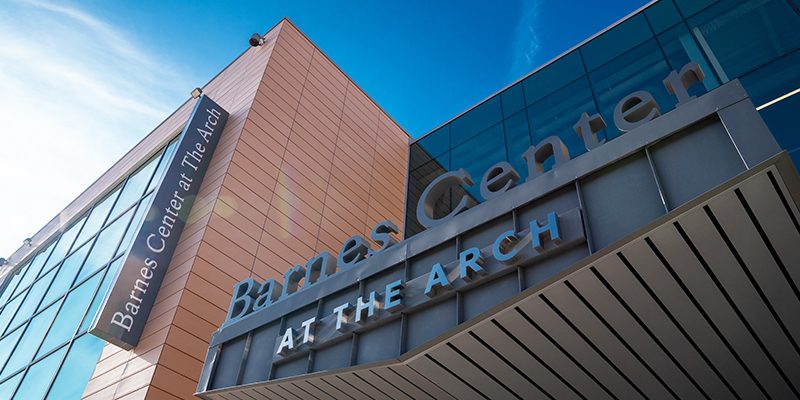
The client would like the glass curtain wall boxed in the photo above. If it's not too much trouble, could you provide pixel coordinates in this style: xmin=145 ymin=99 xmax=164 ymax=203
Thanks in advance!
xmin=0 ymin=137 xmax=179 ymax=399
xmin=406 ymin=0 xmax=800 ymax=238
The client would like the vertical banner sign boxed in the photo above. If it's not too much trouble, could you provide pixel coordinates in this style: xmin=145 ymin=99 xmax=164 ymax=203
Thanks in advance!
xmin=90 ymin=95 xmax=229 ymax=349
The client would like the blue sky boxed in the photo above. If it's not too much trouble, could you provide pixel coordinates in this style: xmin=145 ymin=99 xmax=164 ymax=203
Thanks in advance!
xmin=0 ymin=0 xmax=647 ymax=259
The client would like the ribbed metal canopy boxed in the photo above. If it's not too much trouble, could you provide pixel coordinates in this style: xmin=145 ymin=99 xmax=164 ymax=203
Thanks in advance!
xmin=197 ymin=156 xmax=800 ymax=400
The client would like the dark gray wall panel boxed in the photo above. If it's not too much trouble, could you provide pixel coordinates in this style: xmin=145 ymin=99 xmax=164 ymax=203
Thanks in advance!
xmin=210 ymin=334 xmax=248 ymax=390
xmin=461 ymin=272 xmax=518 ymax=321
xmin=409 ymin=241 xmax=456 ymax=280
xmin=522 ymin=245 xmax=589 ymax=290
xmin=581 ymin=151 xmax=664 ymax=250
xmin=273 ymin=355 xmax=309 ymax=380
xmin=240 ymin=322 xmax=281 ymax=385
xmin=460 ymin=214 xmax=513 ymax=252
xmin=312 ymin=338 xmax=351 ymax=373
xmin=356 ymin=319 xmax=401 ymax=365
xmin=405 ymin=297 xmax=456 ymax=352
xmin=650 ymin=116 xmax=745 ymax=209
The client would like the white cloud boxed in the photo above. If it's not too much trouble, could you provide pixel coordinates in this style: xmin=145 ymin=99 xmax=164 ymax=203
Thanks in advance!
xmin=509 ymin=0 xmax=543 ymax=81
xmin=0 ymin=0 xmax=192 ymax=260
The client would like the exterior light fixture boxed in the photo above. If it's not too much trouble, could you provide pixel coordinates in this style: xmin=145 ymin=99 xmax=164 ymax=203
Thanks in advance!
xmin=23 ymin=238 xmax=31 ymax=246
xmin=191 ymin=88 xmax=202 ymax=99
xmin=249 ymin=33 xmax=264 ymax=47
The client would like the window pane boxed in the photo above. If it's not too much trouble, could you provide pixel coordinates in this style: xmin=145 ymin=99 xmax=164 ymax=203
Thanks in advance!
xmin=581 ymin=14 xmax=654 ymax=71
xmin=12 ymin=345 xmax=67 ymax=400
xmin=40 ymin=242 xmax=91 ymax=308
xmin=451 ymin=122 xmax=507 ymax=201
xmin=109 ymin=151 xmax=162 ymax=220
xmin=523 ymin=50 xmax=586 ymax=105
xmin=588 ymin=39 xmax=673 ymax=141
xmin=116 ymin=193 xmax=152 ymax=259
xmin=74 ymin=186 xmax=121 ymax=247
xmin=79 ymin=260 xmax=121 ymax=333
xmin=416 ymin=125 xmax=450 ymax=166
xmin=6 ymin=268 xmax=56 ymax=332
xmin=688 ymin=0 xmax=800 ymax=81
xmin=25 ymin=242 xmax=56 ymax=286
xmin=76 ymin=209 xmax=132 ymax=283
xmin=645 ymin=0 xmax=683 ymax=34
xmin=43 ymin=216 xmax=87 ymax=273
xmin=528 ymin=76 xmax=600 ymax=171
xmin=0 ymin=372 xmax=22 ymax=400
xmin=503 ymin=111 xmax=532 ymax=182
xmin=1 ymin=267 xmax=26 ymax=306
xmin=657 ymin=23 xmax=720 ymax=94
xmin=146 ymin=138 xmax=180 ymax=193
xmin=740 ymin=49 xmax=800 ymax=165
xmin=501 ymin=82 xmax=526 ymax=117
xmin=14 ymin=262 xmax=38 ymax=296
xmin=36 ymin=272 xmax=102 ymax=358
xmin=1 ymin=302 xmax=59 ymax=380
xmin=674 ymin=0 xmax=718 ymax=17
xmin=405 ymin=156 xmax=453 ymax=238
xmin=0 ymin=294 xmax=25 ymax=336
xmin=451 ymin=96 xmax=502 ymax=147
xmin=45 ymin=334 xmax=105 ymax=400
xmin=0 ymin=327 xmax=24 ymax=373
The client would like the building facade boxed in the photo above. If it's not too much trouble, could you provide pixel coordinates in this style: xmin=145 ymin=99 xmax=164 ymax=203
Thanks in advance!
xmin=0 ymin=19 xmax=408 ymax=399
xmin=0 ymin=0 xmax=799 ymax=399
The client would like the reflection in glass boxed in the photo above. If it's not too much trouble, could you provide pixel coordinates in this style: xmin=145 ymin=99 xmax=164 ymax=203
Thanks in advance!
xmin=146 ymin=138 xmax=180 ymax=194
xmin=0 ymin=293 xmax=25 ymax=336
xmin=528 ymin=76 xmax=600 ymax=171
xmin=12 ymin=345 xmax=67 ymax=400
xmin=74 ymin=186 xmax=121 ymax=247
xmin=658 ymin=23 xmax=720 ymax=95
xmin=523 ymin=50 xmax=586 ymax=106
xmin=581 ymin=14 xmax=653 ymax=72
xmin=45 ymin=334 xmax=106 ymax=400
xmin=417 ymin=125 xmax=450 ymax=161
xmin=451 ymin=123 xmax=507 ymax=201
xmin=75 ymin=209 xmax=132 ymax=284
xmin=501 ymin=82 xmax=526 ymax=117
xmin=7 ymin=268 xmax=56 ymax=332
xmin=451 ymin=96 xmax=502 ymax=147
xmin=405 ymin=155 xmax=452 ymax=238
xmin=589 ymin=39 xmax=673 ymax=141
xmin=116 ymin=193 xmax=152 ymax=259
xmin=36 ymin=272 xmax=101 ymax=358
xmin=41 ymin=242 xmax=91 ymax=308
xmin=0 ymin=327 xmax=24 ymax=374
xmin=79 ymin=261 xmax=119 ymax=333
xmin=1 ymin=302 xmax=59 ymax=380
xmin=42 ymin=216 xmax=87 ymax=274
xmin=1 ymin=267 xmax=27 ymax=306
xmin=109 ymin=150 xmax=161 ymax=220
xmin=0 ymin=372 xmax=22 ymax=400
xmin=645 ymin=0 xmax=683 ymax=34
xmin=688 ymin=0 xmax=800 ymax=81
xmin=503 ymin=110 xmax=532 ymax=182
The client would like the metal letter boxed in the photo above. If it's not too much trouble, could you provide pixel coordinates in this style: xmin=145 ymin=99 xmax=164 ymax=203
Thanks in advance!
xmin=416 ymin=168 xmax=477 ymax=228
xmin=280 ymin=264 xmax=306 ymax=300
xmin=226 ymin=278 xmax=260 ymax=323
xmin=370 ymin=220 xmax=399 ymax=254
xmin=459 ymin=247 xmax=487 ymax=282
xmin=338 ymin=236 xmax=371 ymax=271
xmin=530 ymin=212 xmax=563 ymax=252
xmin=480 ymin=162 xmax=520 ymax=201
xmin=277 ymin=327 xmax=297 ymax=356
xmin=574 ymin=112 xmax=607 ymax=151
xmin=304 ymin=251 xmax=337 ymax=285
xmin=493 ymin=230 xmax=522 ymax=266
xmin=355 ymin=291 xmax=380 ymax=325
xmin=252 ymin=279 xmax=282 ymax=311
xmin=424 ymin=263 xmax=453 ymax=297
xmin=333 ymin=303 xmax=354 ymax=332
xmin=300 ymin=317 xmax=319 ymax=346
xmin=663 ymin=61 xmax=705 ymax=107
xmin=522 ymin=137 xmax=570 ymax=182
xmin=613 ymin=91 xmax=660 ymax=133
xmin=384 ymin=280 xmax=406 ymax=313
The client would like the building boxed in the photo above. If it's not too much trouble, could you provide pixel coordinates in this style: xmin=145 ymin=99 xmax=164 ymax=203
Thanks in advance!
xmin=1 ymin=0 xmax=800 ymax=399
